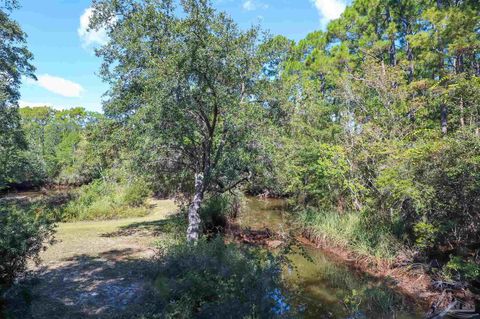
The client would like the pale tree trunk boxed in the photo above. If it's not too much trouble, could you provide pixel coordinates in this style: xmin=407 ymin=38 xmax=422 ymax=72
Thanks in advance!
xmin=187 ymin=173 xmax=204 ymax=242
xmin=459 ymin=97 xmax=465 ymax=128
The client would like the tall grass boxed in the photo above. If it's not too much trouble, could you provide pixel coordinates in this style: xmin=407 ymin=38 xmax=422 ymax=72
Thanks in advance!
xmin=297 ymin=208 xmax=402 ymax=259
xmin=62 ymin=178 xmax=152 ymax=221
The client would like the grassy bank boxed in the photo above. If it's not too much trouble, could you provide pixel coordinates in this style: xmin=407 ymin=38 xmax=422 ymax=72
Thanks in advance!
xmin=296 ymin=209 xmax=404 ymax=260
xmin=294 ymin=209 xmax=480 ymax=312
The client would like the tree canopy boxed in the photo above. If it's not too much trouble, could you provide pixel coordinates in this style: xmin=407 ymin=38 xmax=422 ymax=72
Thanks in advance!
xmin=0 ymin=0 xmax=36 ymax=189
xmin=91 ymin=0 xmax=269 ymax=241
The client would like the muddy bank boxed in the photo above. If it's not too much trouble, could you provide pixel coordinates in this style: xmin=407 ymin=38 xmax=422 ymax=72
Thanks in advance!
xmin=301 ymin=228 xmax=479 ymax=315
xmin=230 ymin=197 xmax=425 ymax=318
xmin=228 ymin=196 xmax=480 ymax=318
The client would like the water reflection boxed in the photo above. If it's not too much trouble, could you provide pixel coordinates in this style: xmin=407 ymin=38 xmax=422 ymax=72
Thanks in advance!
xmin=239 ymin=197 xmax=422 ymax=319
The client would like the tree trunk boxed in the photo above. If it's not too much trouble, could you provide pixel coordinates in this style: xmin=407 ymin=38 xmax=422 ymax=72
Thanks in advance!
xmin=406 ymin=35 xmax=414 ymax=83
xmin=441 ymin=103 xmax=448 ymax=135
xmin=186 ymin=173 xmax=204 ymax=242
xmin=460 ymin=97 xmax=465 ymax=128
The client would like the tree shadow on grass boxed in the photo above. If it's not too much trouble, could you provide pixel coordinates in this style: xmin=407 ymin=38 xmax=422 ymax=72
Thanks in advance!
xmin=100 ymin=213 xmax=187 ymax=238
xmin=5 ymin=249 xmax=161 ymax=319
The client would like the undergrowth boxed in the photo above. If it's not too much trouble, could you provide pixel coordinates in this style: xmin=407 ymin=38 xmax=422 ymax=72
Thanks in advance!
xmin=297 ymin=208 xmax=403 ymax=260
xmin=150 ymin=237 xmax=290 ymax=319
xmin=61 ymin=178 xmax=152 ymax=221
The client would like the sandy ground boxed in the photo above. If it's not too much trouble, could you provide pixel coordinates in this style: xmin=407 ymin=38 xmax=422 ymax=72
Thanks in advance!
xmin=6 ymin=199 xmax=178 ymax=319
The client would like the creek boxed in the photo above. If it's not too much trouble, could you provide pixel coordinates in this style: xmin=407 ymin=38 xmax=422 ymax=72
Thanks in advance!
xmin=238 ymin=197 xmax=423 ymax=319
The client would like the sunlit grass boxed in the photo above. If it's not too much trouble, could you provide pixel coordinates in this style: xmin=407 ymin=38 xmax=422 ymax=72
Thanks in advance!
xmin=297 ymin=209 xmax=402 ymax=260
xmin=39 ymin=199 xmax=178 ymax=264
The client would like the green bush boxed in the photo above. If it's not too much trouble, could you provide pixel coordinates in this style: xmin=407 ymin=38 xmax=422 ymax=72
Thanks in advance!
xmin=443 ymin=256 xmax=480 ymax=282
xmin=62 ymin=178 xmax=151 ymax=221
xmin=152 ymin=238 xmax=289 ymax=318
xmin=413 ymin=221 xmax=439 ymax=250
xmin=0 ymin=205 xmax=55 ymax=297
xmin=123 ymin=179 xmax=152 ymax=207
xmin=374 ymin=132 xmax=480 ymax=250
xmin=200 ymin=191 xmax=245 ymax=233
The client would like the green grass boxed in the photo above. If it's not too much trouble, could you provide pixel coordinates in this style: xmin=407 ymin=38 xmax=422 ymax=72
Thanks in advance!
xmin=40 ymin=198 xmax=177 ymax=264
xmin=297 ymin=209 xmax=402 ymax=259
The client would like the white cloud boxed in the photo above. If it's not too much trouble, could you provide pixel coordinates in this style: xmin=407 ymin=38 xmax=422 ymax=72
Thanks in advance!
xmin=243 ymin=0 xmax=269 ymax=11
xmin=78 ymin=7 xmax=109 ymax=49
xmin=310 ymin=0 xmax=346 ymax=25
xmin=29 ymin=74 xmax=84 ymax=98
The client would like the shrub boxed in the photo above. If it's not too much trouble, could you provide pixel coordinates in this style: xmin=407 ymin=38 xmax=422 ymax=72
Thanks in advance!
xmin=123 ymin=179 xmax=152 ymax=207
xmin=443 ymin=256 xmax=480 ymax=282
xmin=0 ymin=205 xmax=55 ymax=297
xmin=374 ymin=132 xmax=480 ymax=249
xmin=200 ymin=191 xmax=245 ymax=233
xmin=413 ymin=221 xmax=439 ymax=250
xmin=152 ymin=238 xmax=289 ymax=318
xmin=62 ymin=178 xmax=151 ymax=221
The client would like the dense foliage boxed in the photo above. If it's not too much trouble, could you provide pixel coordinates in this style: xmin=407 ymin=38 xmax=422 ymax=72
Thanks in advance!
xmin=262 ymin=0 xmax=480 ymax=284
xmin=0 ymin=3 xmax=57 ymax=313
xmin=18 ymin=107 xmax=103 ymax=186
xmin=0 ymin=204 xmax=55 ymax=298
xmin=61 ymin=171 xmax=152 ymax=221
xmin=0 ymin=0 xmax=35 ymax=190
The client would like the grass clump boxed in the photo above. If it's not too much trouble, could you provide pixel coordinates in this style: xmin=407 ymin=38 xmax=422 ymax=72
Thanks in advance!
xmin=62 ymin=178 xmax=152 ymax=221
xmin=297 ymin=208 xmax=402 ymax=259
xmin=151 ymin=237 xmax=289 ymax=319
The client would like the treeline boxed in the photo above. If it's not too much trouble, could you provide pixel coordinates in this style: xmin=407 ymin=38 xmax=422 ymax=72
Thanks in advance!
xmin=261 ymin=0 xmax=480 ymax=285
xmin=2 ymin=107 xmax=103 ymax=189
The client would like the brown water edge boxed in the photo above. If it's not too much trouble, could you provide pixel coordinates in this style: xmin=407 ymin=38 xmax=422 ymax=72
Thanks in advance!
xmin=299 ymin=232 xmax=437 ymax=308
xmin=233 ymin=196 xmax=426 ymax=319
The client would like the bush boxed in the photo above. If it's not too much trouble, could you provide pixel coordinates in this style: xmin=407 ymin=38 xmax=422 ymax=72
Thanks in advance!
xmin=442 ymin=256 xmax=480 ymax=282
xmin=375 ymin=132 xmax=480 ymax=250
xmin=413 ymin=221 xmax=439 ymax=250
xmin=0 ymin=205 xmax=55 ymax=297
xmin=123 ymin=179 xmax=152 ymax=207
xmin=62 ymin=178 xmax=151 ymax=221
xmin=200 ymin=191 xmax=245 ymax=233
xmin=152 ymin=238 xmax=289 ymax=318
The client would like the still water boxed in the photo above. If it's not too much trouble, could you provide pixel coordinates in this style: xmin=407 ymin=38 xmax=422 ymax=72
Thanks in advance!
xmin=238 ymin=197 xmax=423 ymax=319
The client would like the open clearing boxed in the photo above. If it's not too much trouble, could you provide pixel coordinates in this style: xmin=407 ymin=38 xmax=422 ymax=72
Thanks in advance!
xmin=6 ymin=199 xmax=178 ymax=319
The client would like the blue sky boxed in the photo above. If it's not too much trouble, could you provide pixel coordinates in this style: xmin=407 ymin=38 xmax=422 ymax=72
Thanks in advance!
xmin=14 ymin=0 xmax=348 ymax=112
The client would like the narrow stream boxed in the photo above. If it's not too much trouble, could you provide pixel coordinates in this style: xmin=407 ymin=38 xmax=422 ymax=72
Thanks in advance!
xmin=238 ymin=197 xmax=423 ymax=319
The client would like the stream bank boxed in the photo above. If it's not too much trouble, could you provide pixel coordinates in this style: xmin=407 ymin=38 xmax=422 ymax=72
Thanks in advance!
xmin=232 ymin=197 xmax=425 ymax=318
xmin=232 ymin=196 xmax=480 ymax=318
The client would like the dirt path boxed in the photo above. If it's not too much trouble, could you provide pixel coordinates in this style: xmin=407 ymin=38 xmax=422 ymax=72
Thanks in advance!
xmin=6 ymin=199 xmax=178 ymax=319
